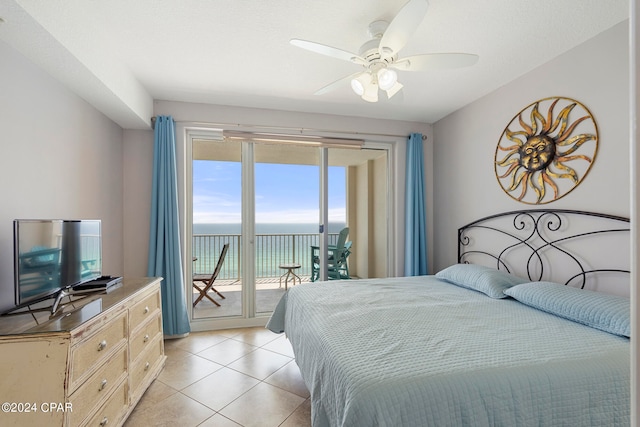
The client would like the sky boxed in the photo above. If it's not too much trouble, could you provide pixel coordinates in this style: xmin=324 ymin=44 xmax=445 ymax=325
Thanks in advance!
xmin=193 ymin=160 xmax=346 ymax=224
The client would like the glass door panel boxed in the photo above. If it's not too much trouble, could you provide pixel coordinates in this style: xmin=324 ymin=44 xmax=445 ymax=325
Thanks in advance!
xmin=328 ymin=147 xmax=388 ymax=279
xmin=191 ymin=139 xmax=242 ymax=319
xmin=253 ymin=143 xmax=320 ymax=314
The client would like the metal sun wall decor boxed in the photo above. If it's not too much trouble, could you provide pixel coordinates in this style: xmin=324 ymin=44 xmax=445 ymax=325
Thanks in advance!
xmin=494 ymin=97 xmax=598 ymax=205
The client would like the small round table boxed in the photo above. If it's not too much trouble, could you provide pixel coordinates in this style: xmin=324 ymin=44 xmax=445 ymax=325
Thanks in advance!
xmin=279 ymin=263 xmax=301 ymax=290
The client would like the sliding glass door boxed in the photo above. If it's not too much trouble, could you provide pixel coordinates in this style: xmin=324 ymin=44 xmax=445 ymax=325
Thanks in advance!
xmin=189 ymin=132 xmax=389 ymax=326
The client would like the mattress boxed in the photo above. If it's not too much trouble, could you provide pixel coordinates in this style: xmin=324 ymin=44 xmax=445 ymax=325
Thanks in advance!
xmin=267 ymin=275 xmax=629 ymax=427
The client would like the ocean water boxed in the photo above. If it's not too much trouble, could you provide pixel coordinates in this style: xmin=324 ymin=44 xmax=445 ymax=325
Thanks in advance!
xmin=193 ymin=222 xmax=346 ymax=235
xmin=192 ymin=222 xmax=346 ymax=278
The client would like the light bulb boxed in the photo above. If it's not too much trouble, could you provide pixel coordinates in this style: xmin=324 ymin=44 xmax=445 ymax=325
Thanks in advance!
xmin=351 ymin=78 xmax=364 ymax=96
xmin=377 ymin=68 xmax=398 ymax=91
xmin=351 ymin=73 xmax=371 ymax=96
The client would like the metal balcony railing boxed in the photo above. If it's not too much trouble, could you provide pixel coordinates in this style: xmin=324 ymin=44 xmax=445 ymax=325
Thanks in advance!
xmin=192 ymin=233 xmax=340 ymax=281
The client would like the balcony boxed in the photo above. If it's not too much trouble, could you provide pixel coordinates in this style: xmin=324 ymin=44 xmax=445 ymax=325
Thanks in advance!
xmin=191 ymin=232 xmax=341 ymax=318
xmin=192 ymin=232 xmax=343 ymax=282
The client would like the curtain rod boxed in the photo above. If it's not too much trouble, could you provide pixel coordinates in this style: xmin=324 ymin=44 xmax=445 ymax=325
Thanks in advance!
xmin=150 ymin=116 xmax=427 ymax=140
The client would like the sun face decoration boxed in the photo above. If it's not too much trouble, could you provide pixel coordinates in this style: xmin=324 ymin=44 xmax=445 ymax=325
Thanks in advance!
xmin=495 ymin=97 xmax=598 ymax=204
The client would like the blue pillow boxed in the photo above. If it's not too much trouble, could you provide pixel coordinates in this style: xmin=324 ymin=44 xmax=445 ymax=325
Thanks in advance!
xmin=504 ymin=281 xmax=630 ymax=337
xmin=435 ymin=264 xmax=528 ymax=298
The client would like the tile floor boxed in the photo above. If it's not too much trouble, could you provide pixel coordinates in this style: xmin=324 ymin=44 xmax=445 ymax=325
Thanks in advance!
xmin=124 ymin=327 xmax=311 ymax=427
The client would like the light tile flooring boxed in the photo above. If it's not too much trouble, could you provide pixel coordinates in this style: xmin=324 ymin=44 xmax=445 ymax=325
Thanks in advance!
xmin=124 ymin=327 xmax=311 ymax=427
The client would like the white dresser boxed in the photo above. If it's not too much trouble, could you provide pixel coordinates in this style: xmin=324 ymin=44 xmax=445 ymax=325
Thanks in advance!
xmin=0 ymin=277 xmax=166 ymax=426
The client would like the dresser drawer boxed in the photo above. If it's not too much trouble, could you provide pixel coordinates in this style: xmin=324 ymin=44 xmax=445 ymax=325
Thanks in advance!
xmin=129 ymin=289 xmax=161 ymax=329
xmin=130 ymin=313 xmax=162 ymax=361
xmin=68 ymin=344 xmax=127 ymax=427
xmin=69 ymin=311 xmax=127 ymax=391
xmin=81 ymin=380 xmax=127 ymax=427
xmin=130 ymin=335 xmax=164 ymax=398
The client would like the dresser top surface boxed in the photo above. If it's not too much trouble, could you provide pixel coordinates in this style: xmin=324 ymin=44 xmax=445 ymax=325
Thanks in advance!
xmin=0 ymin=277 xmax=162 ymax=336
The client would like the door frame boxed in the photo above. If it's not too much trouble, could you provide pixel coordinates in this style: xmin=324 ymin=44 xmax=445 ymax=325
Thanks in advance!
xmin=179 ymin=126 xmax=397 ymax=331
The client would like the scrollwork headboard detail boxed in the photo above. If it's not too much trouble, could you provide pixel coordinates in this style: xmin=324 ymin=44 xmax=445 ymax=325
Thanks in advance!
xmin=458 ymin=209 xmax=630 ymax=292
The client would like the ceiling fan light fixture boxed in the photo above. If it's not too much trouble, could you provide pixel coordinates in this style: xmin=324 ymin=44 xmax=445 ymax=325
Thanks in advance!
xmin=351 ymin=79 xmax=364 ymax=96
xmin=385 ymin=81 xmax=404 ymax=99
xmin=351 ymin=72 xmax=371 ymax=96
xmin=377 ymin=68 xmax=398 ymax=91
xmin=361 ymin=80 xmax=379 ymax=102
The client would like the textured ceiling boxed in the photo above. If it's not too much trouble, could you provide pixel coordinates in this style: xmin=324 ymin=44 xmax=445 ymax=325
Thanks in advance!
xmin=0 ymin=0 xmax=630 ymax=129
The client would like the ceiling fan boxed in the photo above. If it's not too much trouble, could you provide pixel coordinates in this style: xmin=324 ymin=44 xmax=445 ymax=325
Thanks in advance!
xmin=290 ymin=0 xmax=478 ymax=103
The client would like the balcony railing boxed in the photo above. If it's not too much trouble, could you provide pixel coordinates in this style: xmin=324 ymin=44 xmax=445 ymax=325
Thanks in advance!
xmin=192 ymin=233 xmax=340 ymax=281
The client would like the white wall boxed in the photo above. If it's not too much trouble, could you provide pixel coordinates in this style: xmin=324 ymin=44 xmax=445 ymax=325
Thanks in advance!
xmin=122 ymin=129 xmax=153 ymax=277
xmin=0 ymin=40 xmax=124 ymax=313
xmin=120 ymin=100 xmax=433 ymax=280
xmin=432 ymin=21 xmax=630 ymax=272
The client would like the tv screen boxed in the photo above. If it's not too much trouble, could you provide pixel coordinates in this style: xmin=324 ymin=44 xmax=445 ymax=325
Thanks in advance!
xmin=13 ymin=219 xmax=102 ymax=309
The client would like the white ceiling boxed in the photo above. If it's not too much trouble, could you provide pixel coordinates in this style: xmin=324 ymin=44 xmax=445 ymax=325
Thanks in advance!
xmin=0 ymin=0 xmax=629 ymax=130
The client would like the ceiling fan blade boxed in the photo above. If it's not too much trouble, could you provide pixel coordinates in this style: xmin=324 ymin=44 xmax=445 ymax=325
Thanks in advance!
xmin=314 ymin=72 xmax=363 ymax=96
xmin=290 ymin=39 xmax=365 ymax=64
xmin=391 ymin=53 xmax=479 ymax=71
xmin=379 ymin=0 xmax=429 ymax=59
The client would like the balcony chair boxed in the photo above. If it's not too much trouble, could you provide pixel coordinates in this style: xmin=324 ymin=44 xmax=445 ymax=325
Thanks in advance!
xmin=329 ymin=240 xmax=351 ymax=280
xmin=311 ymin=227 xmax=351 ymax=281
xmin=193 ymin=243 xmax=229 ymax=307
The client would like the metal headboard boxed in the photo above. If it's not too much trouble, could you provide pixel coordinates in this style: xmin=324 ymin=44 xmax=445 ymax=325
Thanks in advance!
xmin=458 ymin=209 xmax=630 ymax=289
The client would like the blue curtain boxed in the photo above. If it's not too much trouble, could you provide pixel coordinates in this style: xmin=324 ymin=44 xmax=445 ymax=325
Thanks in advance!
xmin=405 ymin=133 xmax=428 ymax=276
xmin=147 ymin=115 xmax=191 ymax=336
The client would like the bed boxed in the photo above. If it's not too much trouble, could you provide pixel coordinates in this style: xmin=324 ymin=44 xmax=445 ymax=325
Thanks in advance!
xmin=266 ymin=209 xmax=631 ymax=427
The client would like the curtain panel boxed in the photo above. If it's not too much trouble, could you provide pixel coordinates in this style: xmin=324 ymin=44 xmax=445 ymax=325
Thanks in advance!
xmin=147 ymin=115 xmax=191 ymax=336
xmin=404 ymin=132 xmax=428 ymax=276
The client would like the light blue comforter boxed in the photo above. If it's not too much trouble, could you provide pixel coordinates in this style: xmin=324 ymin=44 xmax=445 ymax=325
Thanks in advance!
xmin=267 ymin=276 xmax=629 ymax=427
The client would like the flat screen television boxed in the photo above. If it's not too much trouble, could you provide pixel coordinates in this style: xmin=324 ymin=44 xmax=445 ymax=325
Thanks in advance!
xmin=10 ymin=219 xmax=102 ymax=313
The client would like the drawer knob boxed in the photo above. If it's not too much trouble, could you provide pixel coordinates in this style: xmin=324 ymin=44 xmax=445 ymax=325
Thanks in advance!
xmin=143 ymin=334 xmax=150 ymax=343
xmin=97 ymin=340 xmax=107 ymax=352
xmin=99 ymin=379 xmax=108 ymax=391
xmin=143 ymin=306 xmax=149 ymax=314
xmin=144 ymin=362 xmax=150 ymax=371
xmin=100 ymin=416 xmax=109 ymax=426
